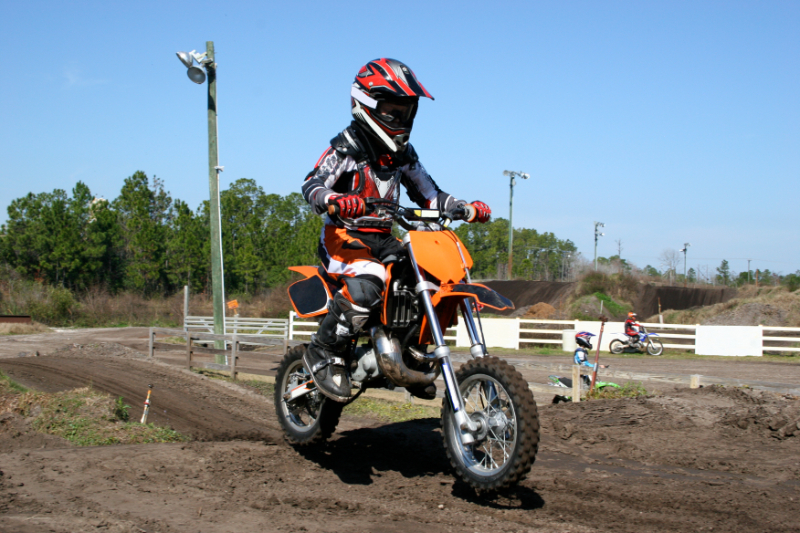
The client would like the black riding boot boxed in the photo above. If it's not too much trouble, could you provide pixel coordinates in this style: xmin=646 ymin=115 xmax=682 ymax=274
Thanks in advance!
xmin=304 ymin=277 xmax=384 ymax=403
xmin=304 ymin=311 xmax=353 ymax=402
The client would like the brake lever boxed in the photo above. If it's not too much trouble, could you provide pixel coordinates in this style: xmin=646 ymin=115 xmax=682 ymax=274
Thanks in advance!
xmin=441 ymin=206 xmax=467 ymax=228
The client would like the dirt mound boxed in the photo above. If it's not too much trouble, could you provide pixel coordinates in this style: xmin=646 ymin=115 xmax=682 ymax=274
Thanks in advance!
xmin=654 ymin=287 xmax=800 ymax=327
xmin=636 ymin=285 xmax=737 ymax=318
xmin=483 ymin=280 xmax=575 ymax=316
xmin=524 ymin=302 xmax=556 ymax=319
xmin=0 ymin=351 xmax=283 ymax=442
xmin=704 ymin=302 xmax=789 ymax=326
xmin=541 ymin=385 xmax=800 ymax=477
xmin=483 ymin=279 xmax=740 ymax=322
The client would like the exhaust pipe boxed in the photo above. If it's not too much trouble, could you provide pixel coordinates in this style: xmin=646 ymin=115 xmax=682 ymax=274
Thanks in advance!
xmin=370 ymin=326 xmax=439 ymax=388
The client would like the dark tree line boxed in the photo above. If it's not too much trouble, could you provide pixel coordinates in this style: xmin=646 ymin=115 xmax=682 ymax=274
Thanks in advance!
xmin=1 ymin=170 xmax=580 ymax=297
xmin=455 ymin=218 xmax=577 ymax=280
xmin=0 ymin=171 xmax=322 ymax=296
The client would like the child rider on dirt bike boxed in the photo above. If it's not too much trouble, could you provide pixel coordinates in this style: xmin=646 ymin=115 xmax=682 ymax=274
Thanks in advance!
xmin=625 ymin=312 xmax=641 ymax=347
xmin=574 ymin=332 xmax=607 ymax=372
xmin=300 ymin=58 xmax=492 ymax=402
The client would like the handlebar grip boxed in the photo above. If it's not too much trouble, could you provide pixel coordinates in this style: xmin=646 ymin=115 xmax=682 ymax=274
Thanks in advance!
xmin=327 ymin=204 xmax=339 ymax=216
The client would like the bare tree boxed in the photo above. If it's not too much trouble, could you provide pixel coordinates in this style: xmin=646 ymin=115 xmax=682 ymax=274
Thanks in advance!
xmin=659 ymin=249 xmax=681 ymax=284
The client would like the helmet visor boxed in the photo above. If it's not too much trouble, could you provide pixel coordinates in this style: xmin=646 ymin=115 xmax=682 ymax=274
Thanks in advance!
xmin=374 ymin=99 xmax=417 ymax=128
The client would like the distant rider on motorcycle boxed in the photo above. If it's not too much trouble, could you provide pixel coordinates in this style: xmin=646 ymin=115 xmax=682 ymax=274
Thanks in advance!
xmin=574 ymin=332 xmax=607 ymax=370
xmin=300 ymin=58 xmax=491 ymax=402
xmin=625 ymin=312 xmax=641 ymax=347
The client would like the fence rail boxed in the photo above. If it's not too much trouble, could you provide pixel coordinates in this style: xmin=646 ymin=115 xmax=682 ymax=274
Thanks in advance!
xmin=186 ymin=314 xmax=800 ymax=357
xmin=152 ymin=327 xmax=800 ymax=400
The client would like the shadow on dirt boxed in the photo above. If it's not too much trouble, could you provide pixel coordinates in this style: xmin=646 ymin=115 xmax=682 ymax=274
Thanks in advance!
xmin=295 ymin=418 xmax=449 ymax=484
xmin=452 ymin=481 xmax=545 ymax=510
xmin=293 ymin=417 xmax=547 ymax=510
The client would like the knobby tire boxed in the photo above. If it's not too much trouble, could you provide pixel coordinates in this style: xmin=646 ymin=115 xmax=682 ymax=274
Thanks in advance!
xmin=274 ymin=344 xmax=343 ymax=445
xmin=441 ymin=357 xmax=540 ymax=492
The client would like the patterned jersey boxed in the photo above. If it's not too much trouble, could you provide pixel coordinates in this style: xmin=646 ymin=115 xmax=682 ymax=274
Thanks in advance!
xmin=302 ymin=125 xmax=464 ymax=232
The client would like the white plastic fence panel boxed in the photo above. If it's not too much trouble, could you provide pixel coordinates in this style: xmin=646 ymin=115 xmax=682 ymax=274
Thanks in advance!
xmin=455 ymin=319 xmax=520 ymax=348
xmin=576 ymin=321 xmax=625 ymax=352
xmin=695 ymin=325 xmax=762 ymax=356
xmin=562 ymin=329 xmax=576 ymax=352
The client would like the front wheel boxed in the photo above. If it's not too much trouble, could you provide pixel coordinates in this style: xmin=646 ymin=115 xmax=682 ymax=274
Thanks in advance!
xmin=647 ymin=338 xmax=664 ymax=356
xmin=609 ymin=339 xmax=625 ymax=354
xmin=274 ymin=344 xmax=343 ymax=445
xmin=442 ymin=357 xmax=539 ymax=492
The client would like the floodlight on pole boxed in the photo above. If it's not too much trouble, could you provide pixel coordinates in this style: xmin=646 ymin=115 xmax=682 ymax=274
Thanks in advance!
xmin=176 ymin=50 xmax=210 ymax=84
xmin=503 ymin=170 xmax=529 ymax=280
xmin=593 ymin=222 xmax=605 ymax=271
xmin=176 ymin=42 xmax=226 ymax=357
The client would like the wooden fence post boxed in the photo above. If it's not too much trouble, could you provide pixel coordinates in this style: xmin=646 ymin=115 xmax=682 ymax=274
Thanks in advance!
xmin=186 ymin=334 xmax=193 ymax=370
xmin=148 ymin=328 xmax=155 ymax=357
xmin=572 ymin=364 xmax=581 ymax=403
xmin=183 ymin=285 xmax=190 ymax=331
xmin=231 ymin=334 xmax=238 ymax=381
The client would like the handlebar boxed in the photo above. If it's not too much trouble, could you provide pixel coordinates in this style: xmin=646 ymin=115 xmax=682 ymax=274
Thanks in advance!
xmin=327 ymin=198 xmax=471 ymax=228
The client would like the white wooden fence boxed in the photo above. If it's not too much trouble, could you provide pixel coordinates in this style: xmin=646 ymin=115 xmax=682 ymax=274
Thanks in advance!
xmin=185 ymin=315 xmax=289 ymax=339
xmin=185 ymin=313 xmax=800 ymax=357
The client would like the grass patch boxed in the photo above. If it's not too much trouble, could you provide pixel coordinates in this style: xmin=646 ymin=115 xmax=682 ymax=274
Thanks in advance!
xmin=586 ymin=381 xmax=648 ymax=400
xmin=0 ymin=322 xmax=51 ymax=335
xmin=0 ymin=369 xmax=29 ymax=393
xmin=342 ymin=397 xmax=439 ymax=422
xmin=593 ymin=292 xmax=629 ymax=317
xmin=15 ymin=387 xmax=185 ymax=446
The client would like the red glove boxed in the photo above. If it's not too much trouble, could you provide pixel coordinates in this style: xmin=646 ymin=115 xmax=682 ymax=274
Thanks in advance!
xmin=328 ymin=194 xmax=365 ymax=218
xmin=468 ymin=201 xmax=491 ymax=223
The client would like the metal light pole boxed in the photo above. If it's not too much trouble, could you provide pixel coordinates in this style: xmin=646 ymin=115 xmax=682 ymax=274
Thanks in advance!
xmin=747 ymin=259 xmax=752 ymax=283
xmin=177 ymin=42 xmax=226 ymax=355
xmin=680 ymin=243 xmax=690 ymax=286
xmin=503 ymin=170 xmax=529 ymax=280
xmin=593 ymin=222 xmax=605 ymax=271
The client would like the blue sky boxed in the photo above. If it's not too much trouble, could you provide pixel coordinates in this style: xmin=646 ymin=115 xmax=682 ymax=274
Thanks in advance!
xmin=2 ymin=1 xmax=798 ymax=277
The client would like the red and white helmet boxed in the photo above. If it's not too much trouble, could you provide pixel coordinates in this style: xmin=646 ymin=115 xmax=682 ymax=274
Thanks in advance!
xmin=350 ymin=58 xmax=433 ymax=152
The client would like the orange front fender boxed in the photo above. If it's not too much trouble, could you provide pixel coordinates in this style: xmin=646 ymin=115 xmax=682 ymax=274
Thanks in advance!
xmin=418 ymin=283 xmax=514 ymax=345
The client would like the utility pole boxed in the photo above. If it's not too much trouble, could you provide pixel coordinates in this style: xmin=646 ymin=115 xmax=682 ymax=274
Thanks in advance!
xmin=680 ymin=243 xmax=690 ymax=287
xmin=503 ymin=170 xmax=529 ymax=280
xmin=206 ymin=42 xmax=226 ymax=353
xmin=593 ymin=222 xmax=605 ymax=271
xmin=176 ymin=42 xmax=226 ymax=355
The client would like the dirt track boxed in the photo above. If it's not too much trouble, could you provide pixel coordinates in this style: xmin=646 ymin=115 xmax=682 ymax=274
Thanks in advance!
xmin=2 ymin=330 xmax=800 ymax=532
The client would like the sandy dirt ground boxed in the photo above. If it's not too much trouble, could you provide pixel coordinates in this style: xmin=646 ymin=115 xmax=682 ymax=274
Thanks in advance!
xmin=1 ymin=328 xmax=799 ymax=532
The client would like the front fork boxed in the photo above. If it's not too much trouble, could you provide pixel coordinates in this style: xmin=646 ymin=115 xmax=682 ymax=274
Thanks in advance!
xmin=403 ymin=235 xmax=487 ymax=444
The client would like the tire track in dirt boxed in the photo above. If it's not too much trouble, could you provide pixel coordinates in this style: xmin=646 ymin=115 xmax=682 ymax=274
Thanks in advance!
xmin=0 ymin=353 xmax=282 ymax=442
xmin=2 ymin=337 xmax=800 ymax=532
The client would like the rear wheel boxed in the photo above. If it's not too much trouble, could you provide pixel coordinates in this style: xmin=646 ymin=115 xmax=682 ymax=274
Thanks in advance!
xmin=609 ymin=339 xmax=625 ymax=354
xmin=442 ymin=357 xmax=539 ymax=492
xmin=274 ymin=344 xmax=343 ymax=445
xmin=647 ymin=338 xmax=664 ymax=356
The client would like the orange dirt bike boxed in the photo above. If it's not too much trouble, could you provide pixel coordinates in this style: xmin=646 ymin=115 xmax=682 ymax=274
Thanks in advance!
xmin=274 ymin=200 xmax=540 ymax=491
